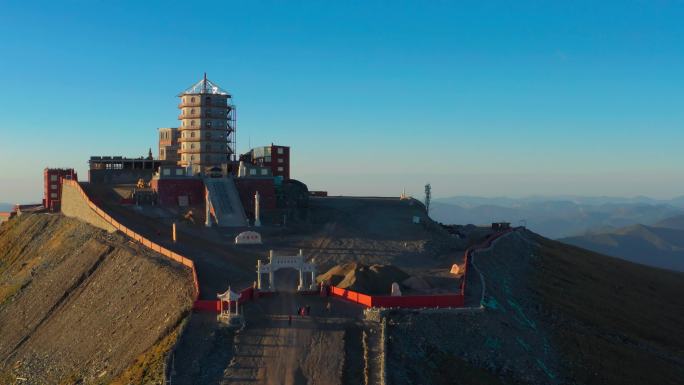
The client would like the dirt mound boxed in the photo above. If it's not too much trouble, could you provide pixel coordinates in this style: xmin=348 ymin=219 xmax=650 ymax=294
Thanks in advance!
xmin=318 ymin=262 xmax=409 ymax=295
xmin=0 ymin=214 xmax=194 ymax=384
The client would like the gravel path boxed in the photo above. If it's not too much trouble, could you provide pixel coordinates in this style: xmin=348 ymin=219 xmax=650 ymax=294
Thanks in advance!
xmin=173 ymin=269 xmax=366 ymax=385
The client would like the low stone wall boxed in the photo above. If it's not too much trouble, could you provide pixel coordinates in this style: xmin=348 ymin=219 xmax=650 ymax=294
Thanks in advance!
xmin=61 ymin=182 xmax=116 ymax=232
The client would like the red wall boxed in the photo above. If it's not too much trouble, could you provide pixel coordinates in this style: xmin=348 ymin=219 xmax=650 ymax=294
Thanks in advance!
xmin=152 ymin=178 xmax=205 ymax=207
xmin=329 ymin=286 xmax=463 ymax=308
xmin=371 ymin=294 xmax=464 ymax=308
xmin=235 ymin=178 xmax=277 ymax=217
xmin=192 ymin=286 xmax=256 ymax=313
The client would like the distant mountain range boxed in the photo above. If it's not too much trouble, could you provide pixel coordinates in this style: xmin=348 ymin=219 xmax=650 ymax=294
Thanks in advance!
xmin=561 ymin=215 xmax=684 ymax=272
xmin=0 ymin=203 xmax=14 ymax=212
xmin=430 ymin=195 xmax=684 ymax=239
xmin=435 ymin=195 xmax=684 ymax=208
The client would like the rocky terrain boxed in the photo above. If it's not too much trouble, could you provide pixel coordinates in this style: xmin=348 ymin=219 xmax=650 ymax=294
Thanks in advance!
xmin=170 ymin=269 xmax=367 ymax=385
xmin=385 ymin=229 xmax=684 ymax=385
xmin=3 ymin=199 xmax=682 ymax=385
xmin=287 ymin=197 xmax=468 ymax=295
xmin=0 ymin=214 xmax=194 ymax=384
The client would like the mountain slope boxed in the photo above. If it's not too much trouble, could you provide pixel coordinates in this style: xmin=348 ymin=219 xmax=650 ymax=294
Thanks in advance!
xmin=654 ymin=214 xmax=684 ymax=230
xmin=561 ymin=223 xmax=684 ymax=272
xmin=531 ymin=233 xmax=684 ymax=385
xmin=385 ymin=229 xmax=684 ymax=385
xmin=0 ymin=214 xmax=194 ymax=384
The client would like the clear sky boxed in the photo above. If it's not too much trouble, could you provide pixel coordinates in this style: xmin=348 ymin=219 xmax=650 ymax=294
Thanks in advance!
xmin=1 ymin=1 xmax=683 ymax=203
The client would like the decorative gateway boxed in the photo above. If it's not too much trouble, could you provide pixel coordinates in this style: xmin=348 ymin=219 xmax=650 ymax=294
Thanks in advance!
xmin=256 ymin=250 xmax=317 ymax=292
xmin=235 ymin=231 xmax=262 ymax=245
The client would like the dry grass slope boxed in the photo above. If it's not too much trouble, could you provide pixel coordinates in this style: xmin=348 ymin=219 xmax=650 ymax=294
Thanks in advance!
xmin=0 ymin=214 xmax=194 ymax=384
xmin=533 ymin=234 xmax=684 ymax=385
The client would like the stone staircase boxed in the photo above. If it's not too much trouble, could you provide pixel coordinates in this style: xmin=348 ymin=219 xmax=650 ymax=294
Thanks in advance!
xmin=204 ymin=177 xmax=248 ymax=227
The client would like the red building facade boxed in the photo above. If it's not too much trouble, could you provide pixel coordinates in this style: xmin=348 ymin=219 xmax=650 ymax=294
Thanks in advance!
xmin=44 ymin=168 xmax=78 ymax=212
xmin=235 ymin=178 xmax=277 ymax=220
xmin=251 ymin=144 xmax=290 ymax=180
xmin=151 ymin=178 xmax=205 ymax=207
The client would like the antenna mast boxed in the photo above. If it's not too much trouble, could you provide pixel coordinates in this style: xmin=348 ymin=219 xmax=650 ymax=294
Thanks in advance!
xmin=424 ymin=183 xmax=432 ymax=214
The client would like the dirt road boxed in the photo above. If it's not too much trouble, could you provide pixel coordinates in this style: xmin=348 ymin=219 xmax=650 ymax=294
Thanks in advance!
xmin=173 ymin=269 xmax=366 ymax=385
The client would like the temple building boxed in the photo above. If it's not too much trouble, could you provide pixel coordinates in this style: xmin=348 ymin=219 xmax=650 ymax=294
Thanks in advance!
xmin=177 ymin=74 xmax=236 ymax=174
xmin=158 ymin=127 xmax=179 ymax=163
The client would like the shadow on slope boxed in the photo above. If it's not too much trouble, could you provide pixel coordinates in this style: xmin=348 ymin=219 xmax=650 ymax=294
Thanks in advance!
xmin=531 ymin=233 xmax=684 ymax=385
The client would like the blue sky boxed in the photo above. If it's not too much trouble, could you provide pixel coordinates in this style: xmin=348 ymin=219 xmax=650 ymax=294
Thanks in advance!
xmin=1 ymin=1 xmax=683 ymax=202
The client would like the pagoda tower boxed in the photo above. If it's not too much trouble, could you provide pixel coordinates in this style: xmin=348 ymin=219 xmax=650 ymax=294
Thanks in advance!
xmin=177 ymin=74 xmax=236 ymax=174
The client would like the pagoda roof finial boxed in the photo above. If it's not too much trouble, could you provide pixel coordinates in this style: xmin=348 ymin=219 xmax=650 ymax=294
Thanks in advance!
xmin=178 ymin=74 xmax=231 ymax=96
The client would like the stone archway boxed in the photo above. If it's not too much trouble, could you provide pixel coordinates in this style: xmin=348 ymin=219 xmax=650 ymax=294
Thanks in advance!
xmin=256 ymin=250 xmax=317 ymax=292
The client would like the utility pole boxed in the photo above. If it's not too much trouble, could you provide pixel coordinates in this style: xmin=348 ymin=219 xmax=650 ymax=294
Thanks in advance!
xmin=424 ymin=183 xmax=431 ymax=214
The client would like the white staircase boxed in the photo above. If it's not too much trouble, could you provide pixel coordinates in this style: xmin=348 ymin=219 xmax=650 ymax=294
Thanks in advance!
xmin=204 ymin=177 xmax=248 ymax=227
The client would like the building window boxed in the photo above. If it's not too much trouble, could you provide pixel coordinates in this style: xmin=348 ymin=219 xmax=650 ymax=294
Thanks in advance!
xmin=261 ymin=169 xmax=268 ymax=176
xmin=206 ymin=121 xmax=212 ymax=127
xmin=191 ymin=143 xmax=195 ymax=149
xmin=190 ymin=108 xmax=195 ymax=115
xmin=163 ymin=168 xmax=171 ymax=176
xmin=277 ymin=166 xmax=284 ymax=172
xmin=206 ymin=132 xmax=212 ymax=139
xmin=277 ymin=147 xmax=284 ymax=154
xmin=50 ymin=175 xmax=58 ymax=181
xmin=191 ymin=131 xmax=195 ymax=137
xmin=250 ymin=169 xmax=257 ymax=175
xmin=191 ymin=97 xmax=195 ymax=103
xmin=191 ymin=120 xmax=195 ymax=126
xmin=51 ymin=184 xmax=57 ymax=190
xmin=160 ymin=149 xmax=165 ymax=157
xmin=264 ymin=156 xmax=271 ymax=163
xmin=190 ymin=155 xmax=195 ymax=161
xmin=176 ymin=169 xmax=184 ymax=176
xmin=278 ymin=158 xmax=284 ymax=163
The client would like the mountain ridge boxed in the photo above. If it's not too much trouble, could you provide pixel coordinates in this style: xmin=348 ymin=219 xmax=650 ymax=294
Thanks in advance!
xmin=561 ymin=217 xmax=684 ymax=272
